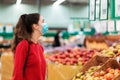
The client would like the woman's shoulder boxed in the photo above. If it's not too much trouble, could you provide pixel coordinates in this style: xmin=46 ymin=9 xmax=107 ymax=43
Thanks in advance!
xmin=17 ymin=40 xmax=29 ymax=47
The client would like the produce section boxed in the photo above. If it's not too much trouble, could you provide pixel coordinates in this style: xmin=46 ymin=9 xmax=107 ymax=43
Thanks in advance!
xmin=1 ymin=0 xmax=120 ymax=80
xmin=48 ymin=47 xmax=98 ymax=65
xmin=47 ymin=47 xmax=99 ymax=80
xmin=46 ymin=44 xmax=120 ymax=80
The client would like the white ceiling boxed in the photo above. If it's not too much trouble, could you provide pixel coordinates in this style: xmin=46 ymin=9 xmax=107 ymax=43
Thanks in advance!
xmin=0 ymin=0 xmax=89 ymax=4
xmin=67 ymin=0 xmax=88 ymax=3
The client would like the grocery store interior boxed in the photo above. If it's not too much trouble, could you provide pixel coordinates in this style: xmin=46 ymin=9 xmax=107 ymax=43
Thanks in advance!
xmin=1 ymin=0 xmax=120 ymax=80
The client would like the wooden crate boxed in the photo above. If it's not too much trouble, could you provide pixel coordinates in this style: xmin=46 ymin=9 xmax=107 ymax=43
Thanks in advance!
xmin=1 ymin=52 xmax=14 ymax=80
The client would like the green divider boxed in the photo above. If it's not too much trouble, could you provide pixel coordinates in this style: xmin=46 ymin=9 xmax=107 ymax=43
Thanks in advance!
xmin=43 ymin=32 xmax=57 ymax=37
xmin=0 ymin=32 xmax=14 ymax=39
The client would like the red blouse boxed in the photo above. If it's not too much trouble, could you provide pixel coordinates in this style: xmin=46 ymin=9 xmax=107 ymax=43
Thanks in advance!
xmin=12 ymin=40 xmax=46 ymax=80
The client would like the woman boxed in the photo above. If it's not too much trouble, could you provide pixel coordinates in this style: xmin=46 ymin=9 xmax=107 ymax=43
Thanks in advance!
xmin=53 ymin=30 xmax=61 ymax=47
xmin=12 ymin=13 xmax=48 ymax=80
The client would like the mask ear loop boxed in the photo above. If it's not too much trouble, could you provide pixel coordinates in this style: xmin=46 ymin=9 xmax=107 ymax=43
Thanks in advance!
xmin=116 ymin=57 xmax=120 ymax=64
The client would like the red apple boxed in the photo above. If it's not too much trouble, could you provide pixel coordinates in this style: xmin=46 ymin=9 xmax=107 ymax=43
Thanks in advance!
xmin=104 ymin=73 xmax=114 ymax=80
xmin=69 ymin=53 xmax=74 ymax=58
xmin=106 ymin=68 xmax=112 ymax=73
xmin=66 ymin=62 xmax=71 ymax=65
xmin=94 ymin=72 xmax=100 ymax=77
xmin=75 ymin=54 xmax=80 ymax=59
xmin=64 ymin=57 xmax=70 ymax=62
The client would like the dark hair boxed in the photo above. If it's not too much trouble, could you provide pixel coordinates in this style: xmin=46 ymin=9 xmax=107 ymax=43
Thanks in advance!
xmin=12 ymin=13 xmax=40 ymax=52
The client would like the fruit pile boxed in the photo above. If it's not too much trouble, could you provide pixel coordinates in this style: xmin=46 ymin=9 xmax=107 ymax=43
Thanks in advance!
xmin=48 ymin=47 xmax=98 ymax=65
xmin=86 ymin=41 xmax=108 ymax=50
xmin=101 ymin=43 xmax=120 ymax=57
xmin=101 ymin=47 xmax=116 ymax=57
xmin=87 ymin=68 xmax=120 ymax=80
xmin=72 ymin=66 xmax=101 ymax=80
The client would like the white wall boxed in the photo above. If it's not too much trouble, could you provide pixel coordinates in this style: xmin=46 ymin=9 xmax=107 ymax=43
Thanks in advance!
xmin=41 ymin=4 xmax=88 ymax=27
xmin=0 ymin=4 xmax=38 ymax=25
xmin=0 ymin=4 xmax=88 ymax=27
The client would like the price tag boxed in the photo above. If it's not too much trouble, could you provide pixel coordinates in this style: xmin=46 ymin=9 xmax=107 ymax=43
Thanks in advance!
xmin=108 ymin=20 xmax=115 ymax=32
xmin=116 ymin=20 xmax=120 ymax=31
xmin=100 ymin=21 xmax=107 ymax=32
xmin=94 ymin=21 xmax=101 ymax=33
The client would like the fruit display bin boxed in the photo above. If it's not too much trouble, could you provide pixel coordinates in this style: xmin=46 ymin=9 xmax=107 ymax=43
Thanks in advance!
xmin=47 ymin=62 xmax=82 ymax=80
xmin=46 ymin=47 xmax=100 ymax=80
xmin=71 ymin=55 xmax=110 ymax=80
xmin=91 ymin=58 xmax=120 ymax=80
xmin=1 ymin=52 xmax=14 ymax=80
xmin=79 ymin=54 xmax=110 ymax=73
xmin=72 ymin=58 xmax=120 ymax=80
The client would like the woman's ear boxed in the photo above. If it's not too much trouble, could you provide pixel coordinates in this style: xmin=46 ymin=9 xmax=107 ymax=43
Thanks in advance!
xmin=32 ymin=24 xmax=39 ymax=30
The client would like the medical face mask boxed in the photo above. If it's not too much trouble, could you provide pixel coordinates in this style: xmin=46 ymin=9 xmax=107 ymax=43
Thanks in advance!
xmin=41 ymin=23 xmax=48 ymax=34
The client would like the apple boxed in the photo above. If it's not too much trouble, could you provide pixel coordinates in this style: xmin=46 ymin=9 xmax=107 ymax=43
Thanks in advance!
xmin=66 ymin=62 xmax=71 ymax=65
xmin=75 ymin=54 xmax=80 ymax=59
xmin=59 ymin=52 xmax=64 ymax=55
xmin=106 ymin=68 xmax=112 ymax=73
xmin=69 ymin=53 xmax=74 ymax=58
xmin=109 ymin=69 xmax=115 ymax=74
xmin=59 ymin=54 xmax=66 ymax=59
xmin=49 ymin=56 xmax=56 ymax=62
xmin=99 ymin=71 xmax=106 ymax=76
xmin=94 ymin=72 xmax=100 ymax=77
xmin=104 ymin=73 xmax=114 ymax=80
xmin=114 ymin=69 xmax=120 ymax=76
xmin=66 ymin=49 xmax=72 ymax=53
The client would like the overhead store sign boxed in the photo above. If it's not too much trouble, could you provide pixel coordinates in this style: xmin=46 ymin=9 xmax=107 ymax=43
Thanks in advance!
xmin=115 ymin=0 xmax=120 ymax=17
xmin=100 ymin=0 xmax=108 ymax=20
xmin=111 ymin=0 xmax=120 ymax=19
xmin=89 ymin=0 xmax=96 ymax=21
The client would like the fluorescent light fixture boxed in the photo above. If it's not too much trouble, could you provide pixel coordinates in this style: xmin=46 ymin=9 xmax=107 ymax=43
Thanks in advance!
xmin=16 ymin=0 xmax=22 ymax=5
xmin=53 ymin=0 xmax=65 ymax=6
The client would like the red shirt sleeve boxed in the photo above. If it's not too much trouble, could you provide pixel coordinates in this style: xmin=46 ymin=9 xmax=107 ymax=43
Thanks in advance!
xmin=12 ymin=40 xmax=29 ymax=80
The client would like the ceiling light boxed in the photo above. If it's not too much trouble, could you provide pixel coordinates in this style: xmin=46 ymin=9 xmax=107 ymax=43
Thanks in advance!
xmin=16 ymin=0 xmax=22 ymax=5
xmin=53 ymin=0 xmax=66 ymax=6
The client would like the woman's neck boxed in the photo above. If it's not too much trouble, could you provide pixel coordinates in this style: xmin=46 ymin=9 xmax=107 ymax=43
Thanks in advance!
xmin=31 ymin=32 xmax=40 ymax=44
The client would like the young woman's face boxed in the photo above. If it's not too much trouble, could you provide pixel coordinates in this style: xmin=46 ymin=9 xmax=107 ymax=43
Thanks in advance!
xmin=33 ymin=16 xmax=44 ymax=35
xmin=38 ymin=16 xmax=44 ymax=31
